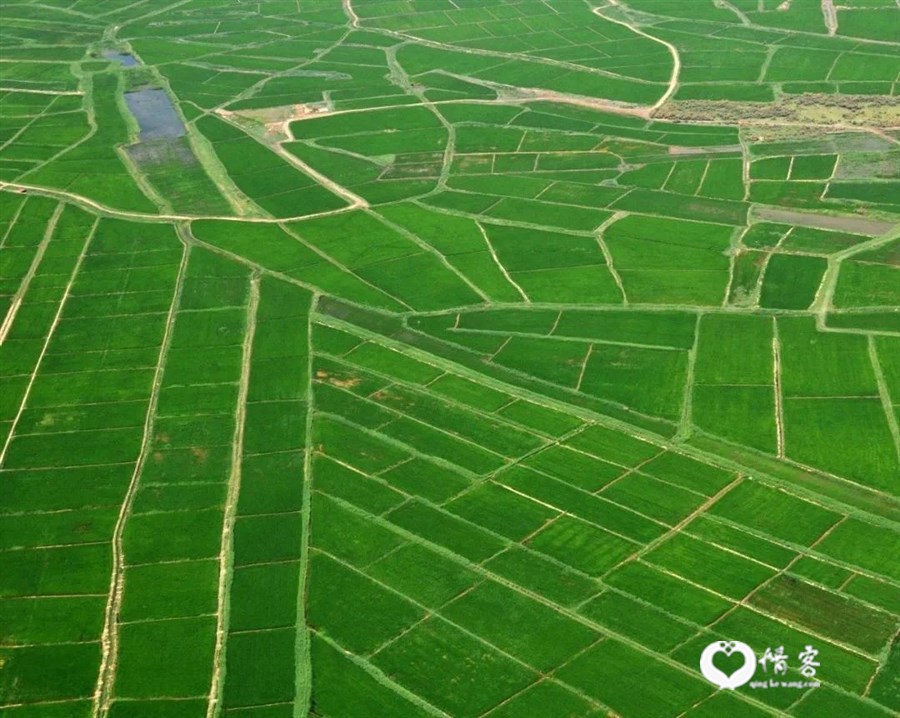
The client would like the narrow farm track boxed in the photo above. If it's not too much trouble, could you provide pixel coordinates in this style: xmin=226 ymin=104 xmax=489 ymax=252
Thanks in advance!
xmin=206 ymin=275 xmax=260 ymax=718
xmin=343 ymin=0 xmax=360 ymax=28
xmin=822 ymin=0 xmax=839 ymax=35
xmin=294 ymin=299 xmax=318 ymax=715
xmin=812 ymin=225 xmax=900 ymax=323
xmin=593 ymin=1 xmax=681 ymax=114
xmin=0 ymin=182 xmax=361 ymax=224
xmin=214 ymin=112 xmax=369 ymax=212
xmin=92 ymin=246 xmax=190 ymax=718
xmin=772 ymin=318 xmax=786 ymax=459
xmin=0 ymin=202 xmax=63 ymax=344
xmin=868 ymin=336 xmax=900 ymax=462
xmin=476 ymin=221 xmax=530 ymax=303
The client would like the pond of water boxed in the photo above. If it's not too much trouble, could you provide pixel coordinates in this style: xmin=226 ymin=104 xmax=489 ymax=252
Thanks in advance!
xmin=105 ymin=52 xmax=139 ymax=67
xmin=124 ymin=88 xmax=186 ymax=141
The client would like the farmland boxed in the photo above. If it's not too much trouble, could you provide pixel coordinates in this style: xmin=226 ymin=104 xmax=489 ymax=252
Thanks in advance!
xmin=0 ymin=0 xmax=899 ymax=717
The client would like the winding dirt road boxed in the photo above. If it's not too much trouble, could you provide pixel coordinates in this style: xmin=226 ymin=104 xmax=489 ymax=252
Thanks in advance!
xmin=593 ymin=0 xmax=681 ymax=115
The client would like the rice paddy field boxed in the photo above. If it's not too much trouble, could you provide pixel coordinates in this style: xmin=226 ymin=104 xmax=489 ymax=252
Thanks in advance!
xmin=1 ymin=0 xmax=899 ymax=716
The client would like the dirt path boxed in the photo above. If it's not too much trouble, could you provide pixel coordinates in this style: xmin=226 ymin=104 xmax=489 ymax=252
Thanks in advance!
xmin=772 ymin=318 xmax=785 ymax=459
xmin=595 ymin=212 xmax=629 ymax=305
xmin=294 ymin=300 xmax=319 ymax=715
xmin=0 ymin=181 xmax=361 ymax=225
xmin=206 ymin=274 xmax=259 ymax=718
xmin=476 ymin=221 xmax=530 ymax=302
xmin=812 ymin=226 xmax=898 ymax=342
xmin=0 ymin=87 xmax=82 ymax=95
xmin=676 ymin=315 xmax=702 ymax=440
xmin=92 ymin=245 xmax=190 ymax=718
xmin=0 ymin=202 xmax=62 ymax=345
xmin=821 ymin=0 xmax=838 ymax=36
xmin=593 ymin=1 xmax=681 ymax=115
xmin=868 ymin=336 xmax=900 ymax=463
xmin=214 ymin=111 xmax=369 ymax=211
xmin=343 ymin=0 xmax=360 ymax=27
xmin=716 ymin=0 xmax=751 ymax=25
xmin=272 ymin=141 xmax=369 ymax=210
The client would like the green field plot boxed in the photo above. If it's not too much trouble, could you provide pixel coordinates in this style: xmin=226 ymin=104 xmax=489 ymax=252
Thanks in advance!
xmin=780 ymin=227 xmax=869 ymax=254
xmin=442 ymin=579 xmax=599 ymax=671
xmin=580 ymin=344 xmax=689 ymax=420
xmin=784 ymin=397 xmax=899 ymax=491
xmin=526 ymin=515 xmax=639 ymax=576
xmin=308 ymin=552 xmax=423 ymax=655
xmin=557 ymin=639 xmax=711 ymax=718
xmin=3 ymin=0 xmax=900 ymax=715
xmin=25 ymin=73 xmax=156 ymax=213
xmin=644 ymin=532 xmax=776 ymax=599
xmin=115 ymin=617 xmax=217 ymax=698
xmin=603 ymin=215 xmax=733 ymax=305
xmin=371 ymin=616 xmax=537 ymax=718
xmin=749 ymin=574 xmax=896 ymax=654
xmin=196 ymin=115 xmax=347 ymax=219
xmin=709 ymin=479 xmax=841 ymax=545
xmin=777 ymin=316 xmax=879 ymax=397
xmin=759 ymin=253 xmax=827 ymax=310
xmin=833 ymin=260 xmax=900 ymax=308
xmin=308 ymin=634 xmax=433 ymax=718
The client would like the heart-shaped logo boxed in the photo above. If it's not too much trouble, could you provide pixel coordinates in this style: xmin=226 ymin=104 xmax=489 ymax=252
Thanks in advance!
xmin=700 ymin=640 xmax=757 ymax=689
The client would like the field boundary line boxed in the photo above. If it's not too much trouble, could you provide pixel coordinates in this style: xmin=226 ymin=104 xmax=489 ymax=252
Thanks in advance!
xmin=0 ymin=193 xmax=28 ymax=250
xmin=213 ymin=111 xmax=368 ymax=212
xmin=821 ymin=0 xmax=838 ymax=35
xmin=600 ymin=474 xmax=744 ymax=581
xmin=693 ymin=512 xmax=900 ymax=592
xmin=206 ymin=273 xmax=260 ymax=718
xmin=0 ymin=96 xmax=71 ymax=156
xmin=0 ymin=87 xmax=83 ymax=95
xmin=864 ymin=625 xmax=900 ymax=697
xmin=293 ymin=294 xmax=317 ymax=718
xmin=723 ymin=225 xmax=747 ymax=306
xmin=476 ymin=221 xmax=530 ymax=302
xmin=372 ymin=211 xmax=492 ymax=305
xmin=690 ymin=515 xmax=891 ymax=662
xmin=312 ymin=631 xmax=449 ymax=717
xmin=0 ymin=182 xmax=358 ymax=225
xmin=347 ymin=9 xmax=666 ymax=90
xmin=313 ymin=311 xmax=900 ymax=525
xmin=868 ymin=336 xmax=900 ymax=462
xmin=93 ymin=242 xmax=190 ymax=718
xmin=278 ymin=222 xmax=415 ymax=311
xmin=0 ymin=216 xmax=97 ymax=466
xmin=319 ymin=353 xmax=586 ymax=446
xmin=318 ymin=495 xmax=782 ymax=717
xmin=676 ymin=314 xmax=701 ymax=440
xmin=595 ymin=211 xmax=628 ymax=305
xmin=772 ymin=317 xmax=785 ymax=458
xmin=0 ymin=201 xmax=63 ymax=345
xmin=812 ymin=225 xmax=900 ymax=324
xmin=574 ymin=343 xmax=594 ymax=393
xmin=317 ymin=544 xmax=617 ymax=715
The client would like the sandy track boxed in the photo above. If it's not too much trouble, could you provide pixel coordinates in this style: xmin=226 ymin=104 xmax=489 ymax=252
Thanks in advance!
xmin=593 ymin=1 xmax=681 ymax=115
